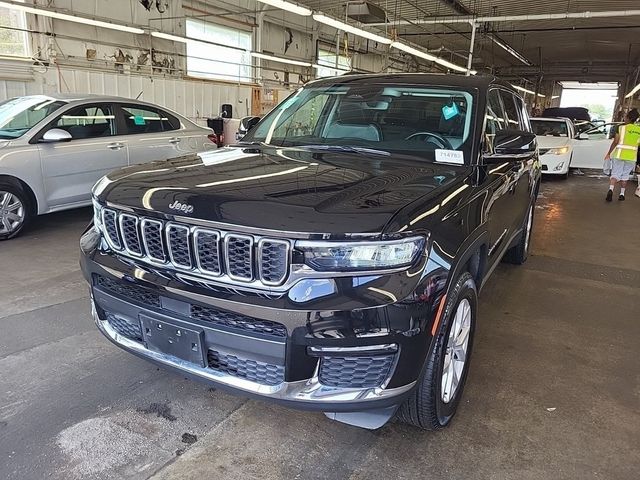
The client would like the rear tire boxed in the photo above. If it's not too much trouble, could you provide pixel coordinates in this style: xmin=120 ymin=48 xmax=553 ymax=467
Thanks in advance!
xmin=0 ymin=181 xmax=31 ymax=241
xmin=504 ymin=202 xmax=534 ymax=265
xmin=397 ymin=272 xmax=477 ymax=430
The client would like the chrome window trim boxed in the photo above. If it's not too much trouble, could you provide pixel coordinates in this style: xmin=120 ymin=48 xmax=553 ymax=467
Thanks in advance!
xmin=141 ymin=218 xmax=167 ymax=264
xmin=165 ymin=222 xmax=193 ymax=270
xmin=224 ymin=233 xmax=254 ymax=282
xmin=194 ymin=228 xmax=222 ymax=276
xmin=101 ymin=208 xmax=122 ymax=251
xmin=119 ymin=213 xmax=143 ymax=257
xmin=257 ymin=238 xmax=291 ymax=286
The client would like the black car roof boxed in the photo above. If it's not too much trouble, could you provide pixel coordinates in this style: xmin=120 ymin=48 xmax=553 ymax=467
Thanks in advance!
xmin=307 ymin=73 xmax=512 ymax=93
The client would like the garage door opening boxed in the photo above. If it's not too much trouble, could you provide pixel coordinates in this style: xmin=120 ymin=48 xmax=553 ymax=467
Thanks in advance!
xmin=559 ymin=82 xmax=619 ymax=122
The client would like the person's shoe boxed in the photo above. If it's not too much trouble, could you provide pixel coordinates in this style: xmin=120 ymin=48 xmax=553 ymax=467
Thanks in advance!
xmin=619 ymin=194 xmax=625 ymax=201
xmin=635 ymin=187 xmax=640 ymax=198
xmin=606 ymin=190 xmax=613 ymax=202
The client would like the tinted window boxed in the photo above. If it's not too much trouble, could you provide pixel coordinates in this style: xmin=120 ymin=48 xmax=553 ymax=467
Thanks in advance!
xmin=121 ymin=105 xmax=179 ymax=134
xmin=499 ymin=91 xmax=524 ymax=129
xmin=53 ymin=104 xmax=115 ymax=139
xmin=485 ymin=89 xmax=508 ymax=152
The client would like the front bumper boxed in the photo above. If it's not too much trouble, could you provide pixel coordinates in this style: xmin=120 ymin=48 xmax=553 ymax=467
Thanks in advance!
xmin=81 ymin=228 xmax=446 ymax=420
xmin=540 ymin=152 xmax=571 ymax=174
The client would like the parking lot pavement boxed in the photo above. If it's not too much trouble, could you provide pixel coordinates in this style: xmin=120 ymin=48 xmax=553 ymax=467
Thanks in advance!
xmin=1 ymin=174 xmax=639 ymax=480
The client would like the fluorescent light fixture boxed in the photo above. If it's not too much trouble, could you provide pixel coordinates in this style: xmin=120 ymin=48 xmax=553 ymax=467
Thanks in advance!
xmin=625 ymin=83 xmax=640 ymax=99
xmin=512 ymin=85 xmax=544 ymax=97
xmin=0 ymin=0 xmax=144 ymax=34
xmin=551 ymin=95 xmax=560 ymax=99
xmin=313 ymin=13 xmax=392 ymax=45
xmin=251 ymin=52 xmax=311 ymax=67
xmin=391 ymin=42 xmax=474 ymax=74
xmin=256 ymin=0 xmax=311 ymax=16
xmin=489 ymin=34 xmax=532 ymax=66
xmin=151 ymin=31 xmax=187 ymax=43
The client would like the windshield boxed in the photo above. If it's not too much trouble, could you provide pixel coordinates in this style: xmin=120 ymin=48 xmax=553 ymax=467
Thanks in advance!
xmin=531 ymin=119 xmax=569 ymax=137
xmin=0 ymin=96 xmax=66 ymax=139
xmin=243 ymin=83 xmax=475 ymax=163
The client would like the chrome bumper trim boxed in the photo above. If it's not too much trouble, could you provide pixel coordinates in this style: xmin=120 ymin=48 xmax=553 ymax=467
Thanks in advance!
xmin=92 ymin=301 xmax=415 ymax=404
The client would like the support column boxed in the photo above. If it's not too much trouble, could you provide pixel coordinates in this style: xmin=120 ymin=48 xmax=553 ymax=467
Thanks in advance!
xmin=466 ymin=21 xmax=476 ymax=76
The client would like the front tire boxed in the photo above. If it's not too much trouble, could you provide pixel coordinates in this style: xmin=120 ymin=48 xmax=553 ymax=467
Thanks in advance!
xmin=0 ymin=182 xmax=31 ymax=241
xmin=397 ymin=272 xmax=477 ymax=430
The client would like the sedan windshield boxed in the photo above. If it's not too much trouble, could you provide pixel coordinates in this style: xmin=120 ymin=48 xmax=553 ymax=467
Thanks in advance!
xmin=0 ymin=96 xmax=66 ymax=139
xmin=243 ymin=83 xmax=475 ymax=163
xmin=531 ymin=120 xmax=568 ymax=137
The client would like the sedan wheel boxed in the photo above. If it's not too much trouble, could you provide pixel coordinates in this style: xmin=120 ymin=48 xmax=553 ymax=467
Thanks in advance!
xmin=0 ymin=190 xmax=25 ymax=235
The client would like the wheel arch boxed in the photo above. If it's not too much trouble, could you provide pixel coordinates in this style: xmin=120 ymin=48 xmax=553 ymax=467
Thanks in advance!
xmin=0 ymin=174 xmax=38 ymax=215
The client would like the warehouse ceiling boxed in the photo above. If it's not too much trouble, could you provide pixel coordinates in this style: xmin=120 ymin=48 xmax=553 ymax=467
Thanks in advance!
xmin=296 ymin=0 xmax=640 ymax=81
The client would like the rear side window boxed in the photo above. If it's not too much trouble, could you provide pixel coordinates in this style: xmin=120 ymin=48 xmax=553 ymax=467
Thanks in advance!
xmin=53 ymin=104 xmax=115 ymax=139
xmin=120 ymin=105 xmax=179 ymax=134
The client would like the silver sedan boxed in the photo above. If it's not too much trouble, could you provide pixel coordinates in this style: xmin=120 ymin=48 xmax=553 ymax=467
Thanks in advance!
xmin=0 ymin=94 xmax=216 ymax=240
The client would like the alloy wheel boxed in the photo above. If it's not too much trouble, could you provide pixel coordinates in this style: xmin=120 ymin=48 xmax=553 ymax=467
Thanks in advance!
xmin=441 ymin=298 xmax=472 ymax=403
xmin=0 ymin=191 xmax=26 ymax=235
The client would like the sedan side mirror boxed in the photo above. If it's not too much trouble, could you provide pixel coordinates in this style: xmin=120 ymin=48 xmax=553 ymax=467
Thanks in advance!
xmin=41 ymin=128 xmax=73 ymax=143
xmin=484 ymin=129 xmax=537 ymax=163
xmin=244 ymin=116 xmax=260 ymax=132
xmin=577 ymin=132 xmax=589 ymax=140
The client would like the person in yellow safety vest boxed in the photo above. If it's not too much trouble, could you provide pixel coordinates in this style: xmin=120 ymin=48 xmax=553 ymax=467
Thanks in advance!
xmin=604 ymin=108 xmax=640 ymax=201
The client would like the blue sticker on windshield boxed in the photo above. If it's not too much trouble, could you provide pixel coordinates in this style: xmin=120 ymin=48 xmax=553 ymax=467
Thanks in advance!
xmin=442 ymin=103 xmax=459 ymax=120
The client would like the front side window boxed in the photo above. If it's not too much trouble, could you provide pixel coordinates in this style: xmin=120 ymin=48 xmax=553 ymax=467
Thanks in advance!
xmin=246 ymin=83 xmax=475 ymax=163
xmin=499 ymin=91 xmax=524 ymax=129
xmin=0 ymin=96 xmax=66 ymax=139
xmin=53 ymin=105 xmax=115 ymax=139
xmin=186 ymin=19 xmax=252 ymax=83
xmin=121 ymin=105 xmax=179 ymax=134
xmin=0 ymin=5 xmax=29 ymax=57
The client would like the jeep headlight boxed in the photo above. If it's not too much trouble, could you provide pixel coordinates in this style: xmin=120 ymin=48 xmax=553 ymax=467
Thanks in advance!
xmin=297 ymin=236 xmax=426 ymax=272
xmin=548 ymin=146 xmax=570 ymax=155
xmin=92 ymin=197 xmax=103 ymax=231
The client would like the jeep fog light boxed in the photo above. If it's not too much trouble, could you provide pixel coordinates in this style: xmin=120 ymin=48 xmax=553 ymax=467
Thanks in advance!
xmin=297 ymin=236 xmax=426 ymax=271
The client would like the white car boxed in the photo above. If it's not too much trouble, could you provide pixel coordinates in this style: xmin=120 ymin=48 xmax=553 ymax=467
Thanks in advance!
xmin=0 ymin=94 xmax=216 ymax=240
xmin=531 ymin=117 xmax=575 ymax=178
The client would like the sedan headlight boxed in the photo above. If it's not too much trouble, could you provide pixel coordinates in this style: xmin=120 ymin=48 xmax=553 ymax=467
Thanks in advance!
xmin=547 ymin=146 xmax=570 ymax=155
xmin=297 ymin=236 xmax=426 ymax=272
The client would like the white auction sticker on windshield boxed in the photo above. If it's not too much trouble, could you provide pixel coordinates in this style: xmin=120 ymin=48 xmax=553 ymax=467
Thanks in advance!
xmin=435 ymin=149 xmax=464 ymax=165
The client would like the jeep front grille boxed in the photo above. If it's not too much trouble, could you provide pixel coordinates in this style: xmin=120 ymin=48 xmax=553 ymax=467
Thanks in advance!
xmin=101 ymin=208 xmax=290 ymax=286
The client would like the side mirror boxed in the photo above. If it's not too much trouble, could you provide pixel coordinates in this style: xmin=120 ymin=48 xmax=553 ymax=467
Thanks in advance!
xmin=484 ymin=129 xmax=537 ymax=163
xmin=41 ymin=128 xmax=72 ymax=143
xmin=244 ymin=116 xmax=260 ymax=132
xmin=577 ymin=132 xmax=589 ymax=140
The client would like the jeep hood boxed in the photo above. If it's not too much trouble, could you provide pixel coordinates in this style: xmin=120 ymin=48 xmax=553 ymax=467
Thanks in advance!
xmin=96 ymin=146 xmax=468 ymax=234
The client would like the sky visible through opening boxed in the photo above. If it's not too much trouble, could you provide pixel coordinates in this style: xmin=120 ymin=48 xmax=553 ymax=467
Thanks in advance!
xmin=560 ymin=88 xmax=618 ymax=122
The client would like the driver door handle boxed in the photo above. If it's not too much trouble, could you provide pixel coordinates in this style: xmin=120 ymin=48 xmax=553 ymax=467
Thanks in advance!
xmin=107 ymin=142 xmax=125 ymax=150
xmin=169 ymin=137 xmax=181 ymax=145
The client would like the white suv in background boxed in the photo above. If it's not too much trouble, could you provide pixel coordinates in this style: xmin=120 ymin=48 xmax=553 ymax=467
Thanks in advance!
xmin=531 ymin=117 xmax=575 ymax=178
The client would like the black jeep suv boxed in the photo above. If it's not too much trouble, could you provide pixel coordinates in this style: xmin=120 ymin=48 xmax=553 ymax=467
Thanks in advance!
xmin=80 ymin=74 xmax=540 ymax=430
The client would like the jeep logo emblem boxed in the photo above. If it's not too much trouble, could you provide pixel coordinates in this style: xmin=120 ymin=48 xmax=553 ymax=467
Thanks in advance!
xmin=168 ymin=201 xmax=194 ymax=214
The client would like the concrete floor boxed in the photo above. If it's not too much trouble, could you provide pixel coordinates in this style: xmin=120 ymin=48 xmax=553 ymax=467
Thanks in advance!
xmin=1 ymin=173 xmax=638 ymax=480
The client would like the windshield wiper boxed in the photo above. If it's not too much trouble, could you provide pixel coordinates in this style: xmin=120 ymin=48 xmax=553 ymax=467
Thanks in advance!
xmin=297 ymin=144 xmax=391 ymax=156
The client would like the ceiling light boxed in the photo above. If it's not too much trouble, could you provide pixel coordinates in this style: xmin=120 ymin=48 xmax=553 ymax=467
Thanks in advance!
xmin=512 ymin=85 xmax=545 ymax=97
xmin=313 ymin=13 xmax=392 ymax=45
xmin=489 ymin=34 xmax=532 ymax=66
xmin=391 ymin=42 xmax=473 ymax=74
xmin=625 ymin=83 xmax=640 ymax=99
xmin=0 ymin=0 xmax=144 ymax=34
xmin=251 ymin=52 xmax=311 ymax=67
xmin=151 ymin=31 xmax=188 ymax=43
xmin=255 ymin=0 xmax=312 ymax=16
